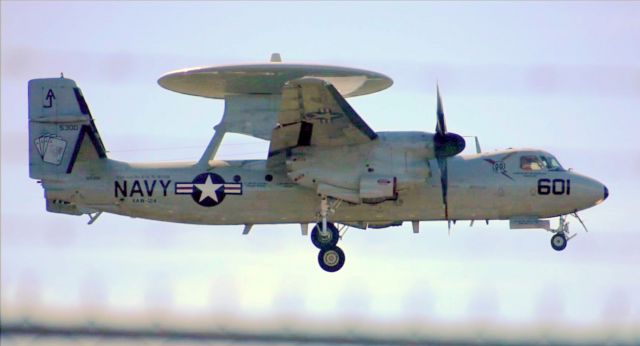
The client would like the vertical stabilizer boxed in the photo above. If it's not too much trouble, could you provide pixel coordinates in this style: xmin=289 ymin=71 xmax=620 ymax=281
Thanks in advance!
xmin=28 ymin=77 xmax=107 ymax=179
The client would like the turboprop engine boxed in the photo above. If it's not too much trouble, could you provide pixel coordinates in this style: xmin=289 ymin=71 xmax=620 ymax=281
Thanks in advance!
xmin=283 ymin=86 xmax=465 ymax=208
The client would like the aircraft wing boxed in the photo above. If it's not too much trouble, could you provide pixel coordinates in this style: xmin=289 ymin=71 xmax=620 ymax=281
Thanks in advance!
xmin=268 ymin=78 xmax=377 ymax=164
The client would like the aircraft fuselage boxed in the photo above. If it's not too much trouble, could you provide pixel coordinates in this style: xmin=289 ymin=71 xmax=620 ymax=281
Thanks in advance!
xmin=43 ymin=132 xmax=607 ymax=227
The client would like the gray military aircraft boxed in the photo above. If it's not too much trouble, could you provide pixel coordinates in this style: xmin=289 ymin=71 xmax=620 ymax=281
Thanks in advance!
xmin=29 ymin=55 xmax=608 ymax=272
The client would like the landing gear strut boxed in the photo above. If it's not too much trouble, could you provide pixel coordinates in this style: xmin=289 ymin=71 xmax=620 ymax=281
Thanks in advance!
xmin=312 ymin=195 xmax=346 ymax=272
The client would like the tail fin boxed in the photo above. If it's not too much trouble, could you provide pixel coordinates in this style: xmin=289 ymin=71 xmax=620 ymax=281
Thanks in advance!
xmin=29 ymin=77 xmax=107 ymax=179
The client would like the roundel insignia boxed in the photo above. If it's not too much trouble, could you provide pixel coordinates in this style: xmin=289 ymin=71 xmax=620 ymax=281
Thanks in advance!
xmin=175 ymin=173 xmax=243 ymax=207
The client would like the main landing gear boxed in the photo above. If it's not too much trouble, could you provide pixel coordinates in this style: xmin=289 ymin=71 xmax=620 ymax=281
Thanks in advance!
xmin=311 ymin=222 xmax=345 ymax=272
xmin=312 ymin=196 xmax=346 ymax=272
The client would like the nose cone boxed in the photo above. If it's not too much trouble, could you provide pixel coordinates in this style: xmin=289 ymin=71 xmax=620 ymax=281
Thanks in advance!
xmin=570 ymin=174 xmax=608 ymax=210
xmin=592 ymin=181 xmax=608 ymax=206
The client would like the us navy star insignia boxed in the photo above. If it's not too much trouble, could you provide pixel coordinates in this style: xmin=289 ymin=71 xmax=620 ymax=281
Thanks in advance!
xmin=175 ymin=172 xmax=243 ymax=207
xmin=194 ymin=175 xmax=223 ymax=203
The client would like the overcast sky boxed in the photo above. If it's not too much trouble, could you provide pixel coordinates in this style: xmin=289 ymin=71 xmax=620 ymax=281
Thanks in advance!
xmin=2 ymin=1 xmax=639 ymax=342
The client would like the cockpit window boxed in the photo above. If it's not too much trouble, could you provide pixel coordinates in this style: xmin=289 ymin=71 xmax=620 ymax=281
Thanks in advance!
xmin=540 ymin=156 xmax=564 ymax=171
xmin=520 ymin=155 xmax=544 ymax=171
xmin=520 ymin=155 xmax=565 ymax=171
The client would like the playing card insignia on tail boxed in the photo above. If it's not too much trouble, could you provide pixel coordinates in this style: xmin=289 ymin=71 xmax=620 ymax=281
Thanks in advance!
xmin=34 ymin=134 xmax=67 ymax=165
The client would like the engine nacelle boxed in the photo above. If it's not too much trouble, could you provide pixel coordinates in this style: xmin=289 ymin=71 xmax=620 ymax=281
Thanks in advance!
xmin=284 ymin=132 xmax=431 ymax=204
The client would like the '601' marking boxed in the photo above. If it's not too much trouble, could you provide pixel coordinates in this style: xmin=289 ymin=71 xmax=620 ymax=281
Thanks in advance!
xmin=538 ymin=179 xmax=570 ymax=195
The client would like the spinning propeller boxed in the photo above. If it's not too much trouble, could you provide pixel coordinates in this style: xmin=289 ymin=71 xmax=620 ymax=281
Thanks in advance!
xmin=433 ymin=86 xmax=466 ymax=222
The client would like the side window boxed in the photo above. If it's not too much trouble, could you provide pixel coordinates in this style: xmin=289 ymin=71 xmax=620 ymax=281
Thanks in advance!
xmin=520 ymin=155 xmax=544 ymax=171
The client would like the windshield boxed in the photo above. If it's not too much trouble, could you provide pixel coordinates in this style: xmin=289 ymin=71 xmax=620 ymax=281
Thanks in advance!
xmin=540 ymin=155 xmax=564 ymax=171
xmin=520 ymin=155 xmax=565 ymax=171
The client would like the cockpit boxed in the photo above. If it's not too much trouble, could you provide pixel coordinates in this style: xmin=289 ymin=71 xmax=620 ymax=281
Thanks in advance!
xmin=520 ymin=154 xmax=564 ymax=172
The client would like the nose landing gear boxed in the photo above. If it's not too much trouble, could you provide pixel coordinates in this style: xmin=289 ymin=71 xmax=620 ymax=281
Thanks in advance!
xmin=550 ymin=215 xmax=571 ymax=251
xmin=549 ymin=214 xmax=587 ymax=251
xmin=551 ymin=232 xmax=568 ymax=251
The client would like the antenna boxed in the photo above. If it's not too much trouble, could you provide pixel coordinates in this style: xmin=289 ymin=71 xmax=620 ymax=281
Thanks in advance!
xmin=462 ymin=136 xmax=482 ymax=154
xmin=270 ymin=53 xmax=282 ymax=63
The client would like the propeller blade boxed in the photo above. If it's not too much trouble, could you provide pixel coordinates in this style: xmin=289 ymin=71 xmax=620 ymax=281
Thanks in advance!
xmin=437 ymin=156 xmax=449 ymax=220
xmin=432 ymin=85 xmax=464 ymax=224
xmin=433 ymin=86 xmax=466 ymax=158
xmin=436 ymin=85 xmax=447 ymax=136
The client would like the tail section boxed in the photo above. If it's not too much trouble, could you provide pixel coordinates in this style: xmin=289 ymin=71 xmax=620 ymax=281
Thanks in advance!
xmin=29 ymin=77 xmax=107 ymax=179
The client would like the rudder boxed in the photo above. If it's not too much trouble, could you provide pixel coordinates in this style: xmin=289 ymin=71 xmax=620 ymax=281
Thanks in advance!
xmin=28 ymin=77 xmax=107 ymax=179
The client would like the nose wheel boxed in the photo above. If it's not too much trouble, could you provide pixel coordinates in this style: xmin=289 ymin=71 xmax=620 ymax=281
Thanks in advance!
xmin=551 ymin=233 xmax=567 ymax=251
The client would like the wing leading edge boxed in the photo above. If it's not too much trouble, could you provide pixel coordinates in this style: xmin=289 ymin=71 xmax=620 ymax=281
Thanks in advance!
xmin=267 ymin=78 xmax=377 ymax=166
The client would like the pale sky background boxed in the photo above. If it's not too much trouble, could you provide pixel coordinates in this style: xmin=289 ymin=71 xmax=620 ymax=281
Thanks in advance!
xmin=2 ymin=1 xmax=640 ymax=343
